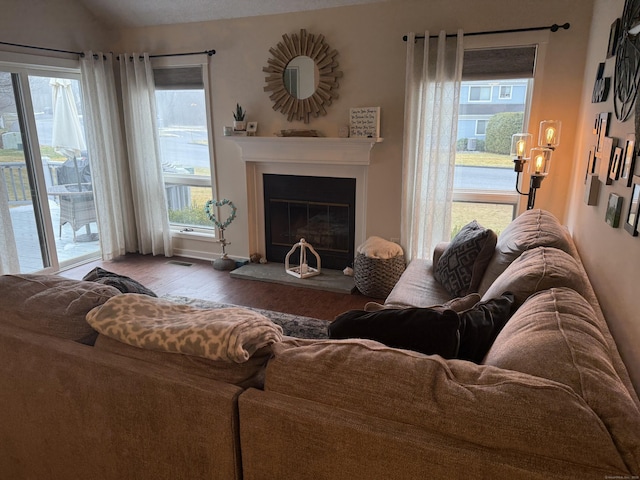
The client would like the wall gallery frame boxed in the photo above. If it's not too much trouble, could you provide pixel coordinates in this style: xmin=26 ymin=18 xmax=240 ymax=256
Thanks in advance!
xmin=585 ymin=145 xmax=597 ymax=183
xmin=606 ymin=193 xmax=623 ymax=228
xmin=621 ymin=133 xmax=637 ymax=187
xmin=595 ymin=111 xmax=611 ymax=157
xmin=599 ymin=136 xmax=617 ymax=184
xmin=624 ymin=175 xmax=640 ymax=236
xmin=585 ymin=173 xmax=600 ymax=206
xmin=609 ymin=146 xmax=623 ymax=182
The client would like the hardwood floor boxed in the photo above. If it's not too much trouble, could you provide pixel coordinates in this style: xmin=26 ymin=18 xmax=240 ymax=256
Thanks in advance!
xmin=61 ymin=254 xmax=378 ymax=321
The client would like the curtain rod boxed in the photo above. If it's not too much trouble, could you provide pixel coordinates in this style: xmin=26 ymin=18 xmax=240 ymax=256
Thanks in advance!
xmin=402 ymin=23 xmax=570 ymax=41
xmin=0 ymin=40 xmax=215 ymax=58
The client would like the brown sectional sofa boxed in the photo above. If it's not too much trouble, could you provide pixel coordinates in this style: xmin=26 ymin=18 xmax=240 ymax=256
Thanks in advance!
xmin=0 ymin=209 xmax=638 ymax=479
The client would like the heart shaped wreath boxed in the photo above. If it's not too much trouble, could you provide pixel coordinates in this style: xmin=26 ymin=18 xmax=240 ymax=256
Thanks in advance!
xmin=204 ymin=198 xmax=237 ymax=229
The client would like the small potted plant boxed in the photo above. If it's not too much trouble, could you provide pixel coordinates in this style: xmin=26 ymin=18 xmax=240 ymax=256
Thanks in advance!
xmin=233 ymin=103 xmax=246 ymax=131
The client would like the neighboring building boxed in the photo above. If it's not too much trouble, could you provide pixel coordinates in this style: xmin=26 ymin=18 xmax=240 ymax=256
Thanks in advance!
xmin=457 ymin=79 xmax=528 ymax=150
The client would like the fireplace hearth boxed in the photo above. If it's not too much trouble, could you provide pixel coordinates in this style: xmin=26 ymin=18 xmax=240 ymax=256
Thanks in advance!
xmin=264 ymin=174 xmax=356 ymax=270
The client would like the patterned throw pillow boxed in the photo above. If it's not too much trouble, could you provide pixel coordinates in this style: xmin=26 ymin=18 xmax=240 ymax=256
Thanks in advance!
xmin=434 ymin=220 xmax=497 ymax=297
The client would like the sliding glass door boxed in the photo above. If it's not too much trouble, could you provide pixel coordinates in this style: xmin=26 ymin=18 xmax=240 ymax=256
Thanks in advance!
xmin=0 ymin=64 xmax=100 ymax=273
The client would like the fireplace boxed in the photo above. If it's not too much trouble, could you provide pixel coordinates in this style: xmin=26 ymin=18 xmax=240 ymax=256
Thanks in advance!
xmin=264 ymin=174 xmax=356 ymax=270
xmin=229 ymin=136 xmax=382 ymax=268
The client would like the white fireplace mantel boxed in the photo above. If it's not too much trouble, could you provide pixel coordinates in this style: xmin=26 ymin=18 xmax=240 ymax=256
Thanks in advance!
xmin=230 ymin=136 xmax=383 ymax=165
xmin=229 ymin=136 xmax=382 ymax=262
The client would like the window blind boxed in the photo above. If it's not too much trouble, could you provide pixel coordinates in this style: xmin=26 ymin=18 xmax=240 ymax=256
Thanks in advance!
xmin=153 ymin=66 xmax=203 ymax=89
xmin=462 ymin=46 xmax=537 ymax=80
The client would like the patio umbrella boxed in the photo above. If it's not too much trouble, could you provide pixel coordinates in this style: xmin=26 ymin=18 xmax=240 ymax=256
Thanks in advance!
xmin=50 ymin=78 xmax=95 ymax=241
xmin=50 ymin=78 xmax=86 ymax=159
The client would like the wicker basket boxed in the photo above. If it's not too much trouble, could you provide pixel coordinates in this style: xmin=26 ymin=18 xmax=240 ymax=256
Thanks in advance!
xmin=354 ymin=252 xmax=406 ymax=299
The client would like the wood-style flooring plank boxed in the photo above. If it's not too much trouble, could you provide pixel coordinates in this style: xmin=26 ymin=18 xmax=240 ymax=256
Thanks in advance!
xmin=60 ymin=254 xmax=377 ymax=321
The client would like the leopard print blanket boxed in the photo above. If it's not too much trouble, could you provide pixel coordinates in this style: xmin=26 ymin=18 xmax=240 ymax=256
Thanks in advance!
xmin=86 ymin=293 xmax=283 ymax=363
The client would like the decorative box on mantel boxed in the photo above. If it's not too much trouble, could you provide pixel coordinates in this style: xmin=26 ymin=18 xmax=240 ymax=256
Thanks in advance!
xmin=228 ymin=136 xmax=383 ymax=265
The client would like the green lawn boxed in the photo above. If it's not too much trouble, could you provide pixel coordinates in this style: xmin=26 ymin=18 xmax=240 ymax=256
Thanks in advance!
xmin=455 ymin=151 xmax=512 ymax=168
xmin=452 ymin=151 xmax=516 ymax=237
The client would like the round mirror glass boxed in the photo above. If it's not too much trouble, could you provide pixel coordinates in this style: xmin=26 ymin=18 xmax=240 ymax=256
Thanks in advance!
xmin=283 ymin=55 xmax=318 ymax=100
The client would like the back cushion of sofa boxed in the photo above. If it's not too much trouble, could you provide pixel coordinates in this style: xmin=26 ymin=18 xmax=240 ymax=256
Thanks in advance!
xmin=484 ymin=287 xmax=640 ymax=472
xmin=480 ymin=246 xmax=589 ymax=308
xmin=264 ymin=338 xmax=629 ymax=471
xmin=94 ymin=334 xmax=270 ymax=388
xmin=478 ymin=209 xmax=573 ymax=295
xmin=0 ymin=274 xmax=121 ymax=345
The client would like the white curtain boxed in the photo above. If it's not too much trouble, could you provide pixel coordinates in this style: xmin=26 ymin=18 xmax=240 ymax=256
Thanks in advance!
xmin=80 ymin=52 xmax=172 ymax=259
xmin=0 ymin=172 xmax=19 ymax=274
xmin=401 ymin=30 xmax=463 ymax=261
xmin=119 ymin=53 xmax=172 ymax=256
xmin=80 ymin=52 xmax=136 ymax=260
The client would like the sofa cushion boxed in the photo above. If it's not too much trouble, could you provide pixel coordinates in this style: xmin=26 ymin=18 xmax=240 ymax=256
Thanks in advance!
xmin=384 ymin=259 xmax=453 ymax=308
xmin=86 ymin=294 xmax=283 ymax=363
xmin=328 ymin=308 xmax=460 ymax=358
xmin=264 ymin=338 xmax=630 ymax=472
xmin=0 ymin=273 xmax=121 ymax=345
xmin=434 ymin=220 xmax=497 ymax=297
xmin=94 ymin=334 xmax=270 ymax=388
xmin=481 ymin=246 xmax=589 ymax=308
xmin=484 ymin=287 xmax=640 ymax=472
xmin=477 ymin=209 xmax=573 ymax=295
xmin=82 ymin=267 xmax=157 ymax=296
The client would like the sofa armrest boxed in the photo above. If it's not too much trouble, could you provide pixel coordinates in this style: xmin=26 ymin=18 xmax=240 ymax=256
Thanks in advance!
xmin=432 ymin=241 xmax=449 ymax=266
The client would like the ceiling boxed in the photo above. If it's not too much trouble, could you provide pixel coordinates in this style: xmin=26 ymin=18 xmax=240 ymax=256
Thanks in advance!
xmin=77 ymin=0 xmax=389 ymax=28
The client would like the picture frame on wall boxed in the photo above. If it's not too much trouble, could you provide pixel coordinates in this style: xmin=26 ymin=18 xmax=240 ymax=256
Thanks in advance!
xmin=624 ymin=175 xmax=640 ymax=236
xmin=607 ymin=18 xmax=621 ymax=59
xmin=599 ymin=136 xmax=617 ymax=184
xmin=621 ymin=133 xmax=637 ymax=187
xmin=595 ymin=112 xmax=610 ymax=157
xmin=585 ymin=146 xmax=597 ymax=184
xmin=605 ymin=193 xmax=623 ymax=228
xmin=609 ymin=146 xmax=623 ymax=183
xmin=584 ymin=173 xmax=600 ymax=206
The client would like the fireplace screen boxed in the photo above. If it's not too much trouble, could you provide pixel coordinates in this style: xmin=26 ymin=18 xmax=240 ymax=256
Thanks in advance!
xmin=264 ymin=174 xmax=356 ymax=270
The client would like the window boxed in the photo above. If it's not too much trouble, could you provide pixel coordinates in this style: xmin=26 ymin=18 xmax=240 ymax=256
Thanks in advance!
xmin=153 ymin=61 xmax=215 ymax=233
xmin=0 ymin=54 xmax=101 ymax=273
xmin=453 ymin=45 xmax=537 ymax=236
xmin=499 ymin=85 xmax=512 ymax=99
xmin=468 ymin=85 xmax=491 ymax=102
xmin=475 ymin=119 xmax=488 ymax=135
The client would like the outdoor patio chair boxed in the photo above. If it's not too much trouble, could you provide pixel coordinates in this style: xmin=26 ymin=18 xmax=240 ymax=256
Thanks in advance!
xmin=53 ymin=157 xmax=97 ymax=241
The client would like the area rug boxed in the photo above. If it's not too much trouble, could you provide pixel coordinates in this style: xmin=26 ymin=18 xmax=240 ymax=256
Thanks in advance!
xmin=163 ymin=295 xmax=329 ymax=339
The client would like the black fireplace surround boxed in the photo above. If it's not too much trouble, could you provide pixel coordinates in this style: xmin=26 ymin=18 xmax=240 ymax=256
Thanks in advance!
xmin=263 ymin=174 xmax=356 ymax=270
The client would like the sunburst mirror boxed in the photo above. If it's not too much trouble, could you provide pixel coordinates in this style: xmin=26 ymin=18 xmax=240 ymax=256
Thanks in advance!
xmin=263 ymin=29 xmax=342 ymax=123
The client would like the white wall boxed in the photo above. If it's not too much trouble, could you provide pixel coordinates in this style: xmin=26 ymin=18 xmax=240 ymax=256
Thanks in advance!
xmin=0 ymin=0 xmax=111 ymax=55
xmin=568 ymin=0 xmax=640 ymax=394
xmin=107 ymin=0 xmax=593 ymax=257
